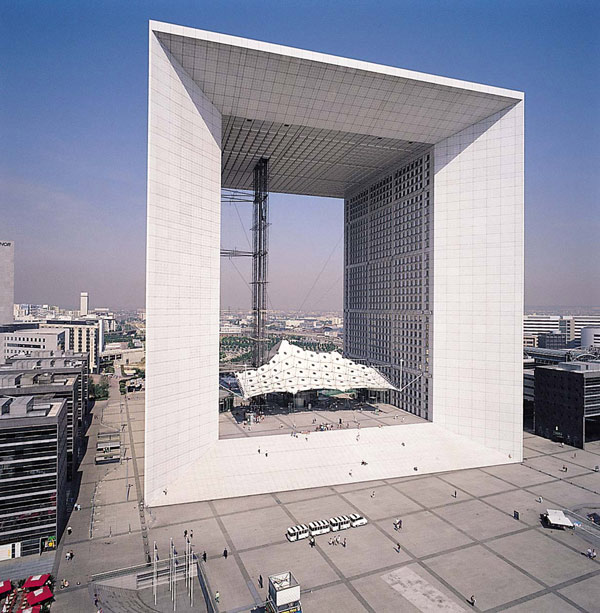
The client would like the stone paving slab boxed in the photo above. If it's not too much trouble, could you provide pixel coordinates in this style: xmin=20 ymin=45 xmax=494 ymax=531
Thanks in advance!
xmin=299 ymin=582 xmax=368 ymax=612
xmin=558 ymin=574 xmax=600 ymax=611
xmin=523 ymin=437 xmax=565 ymax=454
xmin=524 ymin=455 xmax=591 ymax=479
xmin=319 ymin=523 xmax=412 ymax=575
xmin=286 ymin=492 xmax=354 ymax=523
xmin=275 ymin=485 xmax=335 ymax=503
xmin=150 ymin=516 xmax=225 ymax=560
xmin=500 ymin=592 xmax=581 ymax=612
xmin=377 ymin=510 xmax=474 ymax=558
xmin=147 ymin=500 xmax=214 ymax=529
xmin=424 ymin=544 xmax=544 ymax=610
xmin=212 ymin=492 xmax=277 ymax=516
xmin=481 ymin=463 xmax=558 ymax=488
xmin=341 ymin=484 xmax=423 ymax=521
xmin=525 ymin=480 xmax=600 ymax=509
xmin=239 ymin=540 xmax=340 ymax=592
xmin=482 ymin=488 xmax=548 ymax=526
xmin=332 ymin=479 xmax=389 ymax=493
xmin=438 ymin=468 xmax=518 ymax=497
xmin=568 ymin=473 xmax=600 ymax=494
xmin=203 ymin=555 xmax=253 ymax=612
xmin=486 ymin=529 xmax=593 ymax=586
xmin=219 ymin=504 xmax=293 ymax=550
xmin=351 ymin=562 xmax=470 ymax=612
xmin=553 ymin=449 xmax=600 ymax=471
xmin=434 ymin=499 xmax=523 ymax=541
xmin=392 ymin=475 xmax=473 ymax=508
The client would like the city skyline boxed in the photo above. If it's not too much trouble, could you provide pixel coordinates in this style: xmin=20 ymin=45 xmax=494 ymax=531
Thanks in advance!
xmin=2 ymin=1 xmax=599 ymax=311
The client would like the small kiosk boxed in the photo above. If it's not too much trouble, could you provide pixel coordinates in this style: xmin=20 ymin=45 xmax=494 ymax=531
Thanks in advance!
xmin=266 ymin=571 xmax=302 ymax=613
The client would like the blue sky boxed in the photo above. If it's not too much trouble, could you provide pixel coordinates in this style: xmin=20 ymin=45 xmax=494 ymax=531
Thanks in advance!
xmin=1 ymin=0 xmax=598 ymax=310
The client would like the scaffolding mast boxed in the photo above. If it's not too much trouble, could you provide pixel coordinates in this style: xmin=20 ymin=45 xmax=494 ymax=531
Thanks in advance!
xmin=251 ymin=158 xmax=269 ymax=367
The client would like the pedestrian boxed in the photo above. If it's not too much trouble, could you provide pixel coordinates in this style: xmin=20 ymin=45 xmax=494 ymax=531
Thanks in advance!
xmin=453 ymin=490 xmax=457 ymax=498
xmin=94 ymin=594 xmax=99 ymax=607
xmin=336 ymin=535 xmax=341 ymax=545
xmin=184 ymin=530 xmax=187 ymax=538
xmin=371 ymin=490 xmax=375 ymax=498
xmin=259 ymin=574 xmax=263 ymax=588
xmin=398 ymin=519 xmax=403 ymax=530
xmin=215 ymin=590 xmax=220 ymax=603
xmin=265 ymin=451 xmax=268 ymax=457
xmin=469 ymin=595 xmax=476 ymax=607
xmin=592 ymin=549 xmax=597 ymax=559
xmin=587 ymin=548 xmax=592 ymax=558
xmin=190 ymin=529 xmax=193 ymax=539
xmin=223 ymin=548 xmax=228 ymax=559
xmin=202 ymin=551 xmax=207 ymax=563
xmin=349 ymin=470 xmax=353 ymax=477
xmin=67 ymin=526 xmax=72 ymax=535
xmin=343 ymin=537 xmax=347 ymax=547
xmin=396 ymin=543 xmax=401 ymax=553
xmin=258 ymin=447 xmax=261 ymax=454
xmin=328 ymin=537 xmax=334 ymax=546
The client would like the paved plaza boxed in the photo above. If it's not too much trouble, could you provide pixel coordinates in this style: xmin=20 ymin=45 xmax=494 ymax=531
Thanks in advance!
xmin=41 ymin=383 xmax=600 ymax=612
xmin=219 ymin=399 xmax=427 ymax=440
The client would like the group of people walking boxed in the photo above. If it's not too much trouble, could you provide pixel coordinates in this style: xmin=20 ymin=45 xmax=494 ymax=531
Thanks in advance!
xmin=328 ymin=535 xmax=347 ymax=547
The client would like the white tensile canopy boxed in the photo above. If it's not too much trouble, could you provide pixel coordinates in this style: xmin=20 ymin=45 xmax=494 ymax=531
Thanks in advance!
xmin=545 ymin=509 xmax=573 ymax=528
xmin=235 ymin=340 xmax=396 ymax=399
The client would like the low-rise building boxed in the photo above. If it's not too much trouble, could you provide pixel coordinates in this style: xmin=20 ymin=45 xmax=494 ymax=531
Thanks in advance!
xmin=41 ymin=319 xmax=103 ymax=372
xmin=0 ymin=371 xmax=81 ymax=477
xmin=1 ymin=351 xmax=90 ymax=428
xmin=0 ymin=327 xmax=66 ymax=364
xmin=538 ymin=332 xmax=568 ymax=350
xmin=534 ymin=361 xmax=600 ymax=449
xmin=0 ymin=396 xmax=67 ymax=559
xmin=581 ymin=327 xmax=600 ymax=349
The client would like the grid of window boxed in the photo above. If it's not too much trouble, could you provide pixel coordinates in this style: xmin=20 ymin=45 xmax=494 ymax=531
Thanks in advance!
xmin=344 ymin=151 xmax=432 ymax=418
xmin=0 ymin=419 xmax=65 ymax=553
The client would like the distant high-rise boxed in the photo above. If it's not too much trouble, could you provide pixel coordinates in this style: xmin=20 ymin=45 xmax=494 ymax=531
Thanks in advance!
xmin=80 ymin=292 xmax=89 ymax=317
xmin=0 ymin=241 xmax=14 ymax=325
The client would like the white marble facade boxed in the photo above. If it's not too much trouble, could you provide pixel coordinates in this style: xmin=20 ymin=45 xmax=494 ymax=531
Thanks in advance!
xmin=145 ymin=21 xmax=524 ymax=505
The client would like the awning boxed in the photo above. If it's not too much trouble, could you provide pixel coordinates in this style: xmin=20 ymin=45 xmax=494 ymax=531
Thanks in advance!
xmin=21 ymin=607 xmax=41 ymax=613
xmin=236 ymin=340 xmax=396 ymax=399
xmin=23 ymin=574 xmax=50 ymax=589
xmin=0 ymin=580 xmax=11 ymax=595
xmin=546 ymin=509 xmax=573 ymax=527
xmin=25 ymin=586 xmax=53 ymax=605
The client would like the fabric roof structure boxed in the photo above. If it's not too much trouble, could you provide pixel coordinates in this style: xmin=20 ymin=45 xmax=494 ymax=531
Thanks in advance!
xmin=25 ymin=586 xmax=52 ymax=606
xmin=23 ymin=575 xmax=49 ymax=590
xmin=235 ymin=340 xmax=395 ymax=398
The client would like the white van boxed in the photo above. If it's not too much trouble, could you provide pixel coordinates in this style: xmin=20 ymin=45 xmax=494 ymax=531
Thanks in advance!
xmin=308 ymin=520 xmax=330 ymax=536
xmin=329 ymin=516 xmax=351 ymax=531
xmin=349 ymin=513 xmax=368 ymax=527
xmin=286 ymin=524 xmax=309 ymax=542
